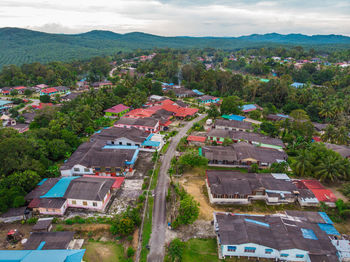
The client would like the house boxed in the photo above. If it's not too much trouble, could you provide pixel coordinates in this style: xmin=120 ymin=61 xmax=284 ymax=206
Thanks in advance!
xmin=325 ymin=143 xmax=350 ymax=159
xmin=206 ymin=171 xmax=300 ymax=205
xmin=13 ymin=86 xmax=27 ymax=94
xmin=187 ymin=135 xmax=206 ymax=145
xmin=174 ymin=100 xmax=188 ymax=108
xmin=0 ymin=100 xmax=13 ymax=113
xmin=40 ymin=87 xmax=58 ymax=96
xmin=61 ymin=92 xmax=80 ymax=102
xmin=26 ymin=176 xmax=116 ymax=214
xmin=115 ymin=117 xmax=160 ymax=133
xmin=222 ymin=114 xmax=246 ymax=121
xmin=91 ymin=126 xmax=148 ymax=147
xmin=104 ymin=104 xmax=130 ymax=117
xmin=171 ymin=87 xmax=197 ymax=98
xmin=32 ymin=103 xmax=53 ymax=110
xmin=141 ymin=133 xmax=165 ymax=152
xmin=241 ymin=104 xmax=263 ymax=113
xmin=213 ymin=211 xmax=340 ymax=261
xmin=64 ymin=177 xmax=115 ymax=211
xmin=202 ymin=142 xmax=287 ymax=167
xmin=24 ymin=231 xmax=74 ymax=250
xmin=297 ymin=180 xmax=337 ymax=207
xmin=92 ymin=81 xmax=113 ymax=88
xmin=0 ymin=249 xmax=85 ymax=262
xmin=54 ymin=86 xmax=70 ymax=95
xmin=197 ymin=95 xmax=220 ymax=104
xmin=60 ymin=139 xmax=138 ymax=176
xmin=313 ymin=123 xmax=328 ymax=133
xmin=32 ymin=218 xmax=53 ymax=232
xmin=22 ymin=112 xmax=36 ymax=124
xmin=292 ymin=180 xmax=320 ymax=207
xmin=214 ymin=119 xmax=253 ymax=132
xmin=0 ymin=87 xmax=12 ymax=95
xmin=0 ymin=207 xmax=31 ymax=223
xmin=192 ymin=89 xmax=204 ymax=96
xmin=266 ymin=113 xmax=290 ymax=121
xmin=291 ymin=82 xmax=306 ymax=88
xmin=207 ymin=129 xmax=285 ymax=150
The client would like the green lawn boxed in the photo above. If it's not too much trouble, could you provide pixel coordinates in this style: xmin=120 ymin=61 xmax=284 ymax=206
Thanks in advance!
xmin=83 ymin=240 xmax=128 ymax=262
xmin=179 ymin=238 xmax=252 ymax=262
xmin=140 ymin=197 xmax=154 ymax=262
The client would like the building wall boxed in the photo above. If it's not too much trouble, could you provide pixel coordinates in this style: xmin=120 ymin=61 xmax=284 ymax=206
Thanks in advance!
xmin=37 ymin=201 xmax=67 ymax=216
xmin=114 ymin=122 xmax=160 ymax=133
xmin=111 ymin=137 xmax=142 ymax=147
xmin=216 ymin=126 xmax=249 ymax=132
xmin=67 ymin=191 xmax=111 ymax=211
xmin=61 ymin=164 xmax=130 ymax=177
xmin=220 ymin=243 xmax=309 ymax=261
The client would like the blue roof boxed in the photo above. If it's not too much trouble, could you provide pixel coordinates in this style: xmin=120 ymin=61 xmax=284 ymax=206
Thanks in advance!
xmin=193 ymin=89 xmax=204 ymax=95
xmin=37 ymin=241 xmax=46 ymax=250
xmin=40 ymin=177 xmax=78 ymax=198
xmin=141 ymin=133 xmax=161 ymax=147
xmin=103 ymin=145 xmax=138 ymax=150
xmin=37 ymin=178 xmax=48 ymax=186
xmin=241 ymin=104 xmax=257 ymax=111
xmin=319 ymin=212 xmax=333 ymax=224
xmin=301 ymin=228 xmax=318 ymax=240
xmin=318 ymin=223 xmax=340 ymax=236
xmin=291 ymin=82 xmax=305 ymax=88
xmin=0 ymin=100 xmax=12 ymax=106
xmin=125 ymin=148 xmax=140 ymax=165
xmin=0 ymin=249 xmax=85 ymax=262
xmin=222 ymin=114 xmax=246 ymax=121
xmin=245 ymin=218 xmax=270 ymax=228
xmin=276 ymin=114 xmax=289 ymax=118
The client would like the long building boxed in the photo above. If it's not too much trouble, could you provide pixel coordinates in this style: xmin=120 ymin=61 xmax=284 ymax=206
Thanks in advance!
xmin=206 ymin=170 xmax=308 ymax=205
xmin=214 ymin=211 xmax=342 ymax=261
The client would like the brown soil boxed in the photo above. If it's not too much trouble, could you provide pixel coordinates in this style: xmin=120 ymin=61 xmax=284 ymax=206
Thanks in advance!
xmin=324 ymin=185 xmax=348 ymax=202
xmin=0 ymin=223 xmax=33 ymax=250
xmin=132 ymin=228 xmax=139 ymax=250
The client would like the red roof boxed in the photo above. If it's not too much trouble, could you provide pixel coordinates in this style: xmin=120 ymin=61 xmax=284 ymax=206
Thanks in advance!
xmin=32 ymin=103 xmax=53 ymax=109
xmin=83 ymin=175 xmax=124 ymax=189
xmin=125 ymin=108 xmax=155 ymax=118
xmin=187 ymin=135 xmax=206 ymax=142
xmin=160 ymin=99 xmax=175 ymax=106
xmin=28 ymin=198 xmax=41 ymax=208
xmin=313 ymin=136 xmax=321 ymax=142
xmin=105 ymin=104 xmax=130 ymax=114
xmin=161 ymin=104 xmax=198 ymax=117
xmin=2 ymin=90 xmax=10 ymax=94
xmin=14 ymin=86 xmax=26 ymax=90
xmin=41 ymin=87 xmax=58 ymax=94
xmin=301 ymin=180 xmax=337 ymax=202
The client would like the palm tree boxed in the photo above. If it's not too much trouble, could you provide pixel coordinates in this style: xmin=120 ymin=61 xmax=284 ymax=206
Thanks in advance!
xmin=319 ymin=102 xmax=336 ymax=120
xmin=321 ymin=124 xmax=336 ymax=143
xmin=291 ymin=150 xmax=313 ymax=177
xmin=314 ymin=155 xmax=344 ymax=182
xmin=336 ymin=126 xmax=350 ymax=145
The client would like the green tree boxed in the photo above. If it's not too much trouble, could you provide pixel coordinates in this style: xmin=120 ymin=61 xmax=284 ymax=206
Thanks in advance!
xmin=220 ymin=96 xmax=242 ymax=115
xmin=40 ymin=95 xmax=51 ymax=103
xmin=175 ymin=195 xmax=199 ymax=226
xmin=291 ymin=150 xmax=313 ymax=177
xmin=207 ymin=104 xmax=220 ymax=119
xmin=168 ymin=238 xmax=185 ymax=262
xmin=314 ymin=155 xmax=345 ymax=183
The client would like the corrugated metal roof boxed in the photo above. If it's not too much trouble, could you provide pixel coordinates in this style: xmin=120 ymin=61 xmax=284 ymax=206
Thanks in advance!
xmin=318 ymin=223 xmax=340 ymax=236
xmin=40 ymin=177 xmax=78 ymax=198
xmin=301 ymin=228 xmax=318 ymax=240
xmin=245 ymin=218 xmax=270 ymax=228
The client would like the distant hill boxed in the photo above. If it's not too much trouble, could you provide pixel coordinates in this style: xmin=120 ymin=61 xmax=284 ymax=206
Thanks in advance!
xmin=0 ymin=27 xmax=350 ymax=68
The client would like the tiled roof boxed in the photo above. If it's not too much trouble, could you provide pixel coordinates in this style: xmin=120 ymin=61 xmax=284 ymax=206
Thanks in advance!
xmin=104 ymin=104 xmax=130 ymax=114
xmin=187 ymin=135 xmax=206 ymax=142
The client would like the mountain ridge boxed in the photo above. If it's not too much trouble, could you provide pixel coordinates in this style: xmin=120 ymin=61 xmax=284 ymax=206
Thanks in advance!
xmin=0 ymin=27 xmax=349 ymax=68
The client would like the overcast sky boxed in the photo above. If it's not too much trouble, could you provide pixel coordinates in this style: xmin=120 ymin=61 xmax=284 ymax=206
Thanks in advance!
xmin=1 ymin=0 xmax=350 ymax=36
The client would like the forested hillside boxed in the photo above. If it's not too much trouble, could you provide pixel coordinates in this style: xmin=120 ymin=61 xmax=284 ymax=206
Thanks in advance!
xmin=1 ymin=27 xmax=350 ymax=68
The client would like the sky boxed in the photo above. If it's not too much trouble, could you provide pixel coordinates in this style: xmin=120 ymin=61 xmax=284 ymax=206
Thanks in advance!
xmin=1 ymin=0 xmax=350 ymax=36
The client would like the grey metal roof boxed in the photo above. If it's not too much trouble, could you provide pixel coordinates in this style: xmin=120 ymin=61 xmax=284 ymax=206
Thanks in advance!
xmin=25 ymin=178 xmax=60 ymax=201
xmin=116 ymin=117 xmax=158 ymax=127
xmin=32 ymin=218 xmax=53 ymax=231
xmin=215 ymin=212 xmax=337 ymax=257
xmin=64 ymin=177 xmax=114 ymax=201
xmin=215 ymin=119 xmax=253 ymax=130
xmin=91 ymin=126 xmax=148 ymax=143
xmin=24 ymin=232 xmax=74 ymax=250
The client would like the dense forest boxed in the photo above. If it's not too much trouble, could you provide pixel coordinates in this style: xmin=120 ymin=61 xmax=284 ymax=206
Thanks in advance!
xmin=1 ymin=27 xmax=350 ymax=68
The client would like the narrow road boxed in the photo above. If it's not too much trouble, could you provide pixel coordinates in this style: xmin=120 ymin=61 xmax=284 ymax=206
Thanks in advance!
xmin=147 ymin=114 xmax=207 ymax=262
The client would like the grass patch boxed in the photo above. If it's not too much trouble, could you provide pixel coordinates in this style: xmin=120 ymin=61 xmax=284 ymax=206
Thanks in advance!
xmin=150 ymin=166 xmax=160 ymax=190
xmin=140 ymin=197 xmax=154 ymax=262
xmin=166 ymin=238 xmax=250 ymax=262
xmin=161 ymin=141 xmax=170 ymax=154
xmin=83 ymin=240 xmax=128 ymax=262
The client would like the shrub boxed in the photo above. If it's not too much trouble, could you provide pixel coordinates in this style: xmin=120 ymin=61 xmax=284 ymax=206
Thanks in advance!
xmin=55 ymin=225 xmax=64 ymax=231
xmin=168 ymin=238 xmax=185 ymax=262
xmin=127 ymin=247 xmax=135 ymax=257
xmin=65 ymin=219 xmax=73 ymax=225
xmin=26 ymin=217 xmax=38 ymax=224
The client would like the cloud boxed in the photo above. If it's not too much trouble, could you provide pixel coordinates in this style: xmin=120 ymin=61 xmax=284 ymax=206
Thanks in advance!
xmin=0 ymin=0 xmax=349 ymax=36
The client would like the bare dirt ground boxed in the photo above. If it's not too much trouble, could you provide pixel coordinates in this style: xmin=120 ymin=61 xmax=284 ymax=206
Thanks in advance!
xmin=165 ymin=220 xmax=216 ymax=244
xmin=0 ymin=223 xmax=33 ymax=250
xmin=132 ymin=152 xmax=154 ymax=179
xmin=324 ymin=185 xmax=348 ymax=202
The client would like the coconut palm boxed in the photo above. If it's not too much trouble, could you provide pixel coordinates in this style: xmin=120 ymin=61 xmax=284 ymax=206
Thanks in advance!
xmin=291 ymin=150 xmax=313 ymax=177
xmin=321 ymin=124 xmax=336 ymax=143
xmin=314 ymin=155 xmax=344 ymax=183
xmin=336 ymin=126 xmax=350 ymax=145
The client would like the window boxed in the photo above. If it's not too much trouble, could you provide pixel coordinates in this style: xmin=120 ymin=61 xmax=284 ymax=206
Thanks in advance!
xmin=127 ymin=143 xmax=131 ymax=146
xmin=296 ymin=254 xmax=304 ymax=258
xmin=227 ymin=246 xmax=236 ymax=252
xmin=244 ymin=247 xmax=256 ymax=253
xmin=106 ymin=168 xmax=111 ymax=172
xmin=265 ymin=249 xmax=273 ymax=254
xmin=84 ymin=168 xmax=89 ymax=172
xmin=83 ymin=201 xmax=88 ymax=206
xmin=72 ymin=200 xmax=76 ymax=205
xmin=281 ymin=254 xmax=289 ymax=257
xmin=135 ymin=144 xmax=140 ymax=147
xmin=73 ymin=167 xmax=80 ymax=172
xmin=93 ymin=202 xmax=97 ymax=207
xmin=111 ymin=141 xmax=114 ymax=145
xmin=119 ymin=142 xmax=123 ymax=145
xmin=95 ymin=167 xmax=101 ymax=171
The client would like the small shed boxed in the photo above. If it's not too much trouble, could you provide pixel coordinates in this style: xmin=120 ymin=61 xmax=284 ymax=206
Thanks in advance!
xmin=0 ymin=207 xmax=31 ymax=223
xmin=32 ymin=218 xmax=53 ymax=232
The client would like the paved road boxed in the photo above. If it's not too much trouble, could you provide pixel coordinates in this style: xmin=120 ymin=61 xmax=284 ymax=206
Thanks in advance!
xmin=147 ymin=114 xmax=207 ymax=262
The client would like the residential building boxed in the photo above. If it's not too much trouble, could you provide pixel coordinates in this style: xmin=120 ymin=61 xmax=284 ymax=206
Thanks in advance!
xmin=26 ymin=176 xmax=116 ymax=214
xmin=197 ymin=95 xmax=220 ymax=104
xmin=325 ymin=143 xmax=350 ymax=159
xmin=214 ymin=211 xmax=340 ymax=261
xmin=222 ymin=114 xmax=246 ymax=121
xmin=92 ymin=81 xmax=113 ymax=88
xmin=0 ymin=100 xmax=13 ymax=113
xmin=24 ymin=231 xmax=74 ymax=250
xmin=61 ymin=92 xmax=80 ymax=102
xmin=115 ymin=117 xmax=160 ymax=133
xmin=214 ymin=119 xmax=253 ymax=132
xmin=241 ymin=104 xmax=263 ymax=113
xmin=0 ymin=207 xmax=31 ymax=223
xmin=0 ymin=87 xmax=12 ymax=95
xmin=104 ymin=104 xmax=130 ymax=117
xmin=206 ymin=171 xmax=299 ymax=205
xmin=187 ymin=135 xmax=206 ymax=145
xmin=60 ymin=139 xmax=138 ymax=176
xmin=291 ymin=82 xmax=306 ymax=88
xmin=266 ymin=113 xmax=290 ymax=121
xmin=202 ymin=142 xmax=287 ymax=167
xmin=207 ymin=129 xmax=285 ymax=150
xmin=32 ymin=218 xmax=53 ymax=232
xmin=0 ymin=249 xmax=85 ymax=262
xmin=171 ymin=87 xmax=197 ymax=98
